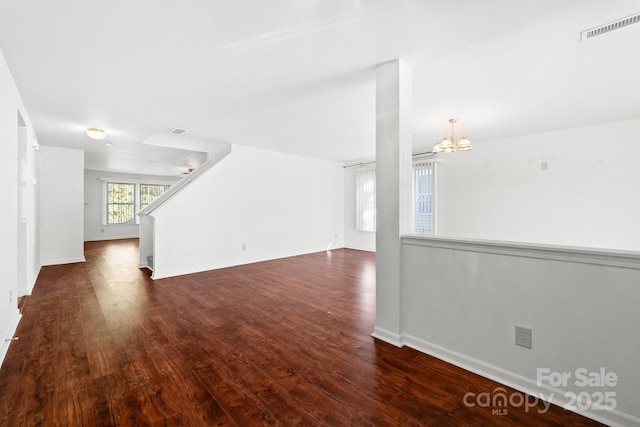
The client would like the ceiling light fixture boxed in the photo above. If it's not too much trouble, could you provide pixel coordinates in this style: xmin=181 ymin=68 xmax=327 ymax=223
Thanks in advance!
xmin=86 ymin=127 xmax=106 ymax=140
xmin=432 ymin=118 xmax=472 ymax=154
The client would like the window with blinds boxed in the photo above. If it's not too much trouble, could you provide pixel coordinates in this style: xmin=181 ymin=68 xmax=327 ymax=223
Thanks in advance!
xmin=355 ymin=168 xmax=376 ymax=232
xmin=106 ymin=182 xmax=136 ymax=225
xmin=353 ymin=160 xmax=436 ymax=235
xmin=413 ymin=161 xmax=435 ymax=235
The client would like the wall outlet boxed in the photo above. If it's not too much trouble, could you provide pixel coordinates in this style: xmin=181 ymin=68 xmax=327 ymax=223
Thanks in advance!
xmin=241 ymin=244 xmax=246 ymax=251
xmin=9 ymin=289 xmax=13 ymax=304
xmin=515 ymin=325 xmax=532 ymax=349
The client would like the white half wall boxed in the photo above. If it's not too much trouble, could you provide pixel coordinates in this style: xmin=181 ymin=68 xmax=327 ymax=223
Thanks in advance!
xmin=40 ymin=146 xmax=85 ymax=265
xmin=150 ymin=144 xmax=344 ymax=279
xmin=437 ymin=118 xmax=640 ymax=251
xmin=84 ymin=169 xmax=179 ymax=242
xmin=400 ymin=235 xmax=640 ymax=426
xmin=344 ymin=166 xmax=375 ymax=252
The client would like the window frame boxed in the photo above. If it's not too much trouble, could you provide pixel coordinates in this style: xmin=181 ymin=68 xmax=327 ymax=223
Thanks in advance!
xmin=412 ymin=158 xmax=438 ymax=236
xmin=352 ymin=156 xmax=439 ymax=235
xmin=102 ymin=179 xmax=173 ymax=226
xmin=354 ymin=167 xmax=377 ymax=232
xmin=139 ymin=183 xmax=172 ymax=211
xmin=105 ymin=182 xmax=137 ymax=225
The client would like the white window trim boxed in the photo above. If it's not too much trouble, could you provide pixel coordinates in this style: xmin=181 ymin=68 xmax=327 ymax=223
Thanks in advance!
xmin=412 ymin=158 xmax=438 ymax=235
xmin=351 ymin=155 xmax=440 ymax=235
xmin=354 ymin=166 xmax=377 ymax=232
xmin=101 ymin=178 xmax=174 ymax=226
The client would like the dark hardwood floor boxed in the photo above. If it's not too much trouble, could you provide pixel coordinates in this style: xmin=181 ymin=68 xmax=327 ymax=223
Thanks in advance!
xmin=0 ymin=239 xmax=602 ymax=426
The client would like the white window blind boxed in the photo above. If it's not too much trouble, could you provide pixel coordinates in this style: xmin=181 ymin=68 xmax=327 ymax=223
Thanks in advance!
xmin=355 ymin=168 xmax=376 ymax=232
xmin=353 ymin=160 xmax=436 ymax=234
xmin=413 ymin=161 xmax=435 ymax=235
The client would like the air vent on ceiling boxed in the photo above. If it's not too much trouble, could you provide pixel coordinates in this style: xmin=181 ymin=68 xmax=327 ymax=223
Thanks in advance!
xmin=581 ymin=13 xmax=640 ymax=41
xmin=168 ymin=127 xmax=188 ymax=135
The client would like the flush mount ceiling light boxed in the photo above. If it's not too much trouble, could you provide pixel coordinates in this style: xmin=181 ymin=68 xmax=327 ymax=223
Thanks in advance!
xmin=86 ymin=127 xmax=106 ymax=140
xmin=432 ymin=118 xmax=472 ymax=154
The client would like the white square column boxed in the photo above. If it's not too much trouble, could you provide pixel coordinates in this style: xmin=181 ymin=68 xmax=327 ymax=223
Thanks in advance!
xmin=372 ymin=59 xmax=412 ymax=346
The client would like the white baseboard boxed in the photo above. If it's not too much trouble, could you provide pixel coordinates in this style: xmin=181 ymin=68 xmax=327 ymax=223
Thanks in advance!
xmin=371 ymin=327 xmax=403 ymax=347
xmin=84 ymin=235 xmax=139 ymax=242
xmin=344 ymin=245 xmax=375 ymax=253
xmin=18 ymin=265 xmax=41 ymax=297
xmin=0 ymin=310 xmax=21 ymax=368
xmin=41 ymin=256 xmax=86 ymax=266
xmin=401 ymin=333 xmax=640 ymax=427
xmin=138 ymin=262 xmax=153 ymax=272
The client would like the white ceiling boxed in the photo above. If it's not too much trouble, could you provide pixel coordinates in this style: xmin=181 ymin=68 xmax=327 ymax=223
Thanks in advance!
xmin=1 ymin=1 xmax=639 ymax=175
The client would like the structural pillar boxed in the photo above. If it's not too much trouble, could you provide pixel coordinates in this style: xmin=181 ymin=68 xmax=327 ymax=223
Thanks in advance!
xmin=372 ymin=59 xmax=412 ymax=346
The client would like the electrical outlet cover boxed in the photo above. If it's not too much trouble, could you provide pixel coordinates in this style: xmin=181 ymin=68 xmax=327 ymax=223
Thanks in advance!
xmin=515 ymin=325 xmax=532 ymax=349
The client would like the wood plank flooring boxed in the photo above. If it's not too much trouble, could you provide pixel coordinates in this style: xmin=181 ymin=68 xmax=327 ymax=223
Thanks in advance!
xmin=0 ymin=239 xmax=602 ymax=426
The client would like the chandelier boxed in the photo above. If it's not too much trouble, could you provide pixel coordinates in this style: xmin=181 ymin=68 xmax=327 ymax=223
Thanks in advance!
xmin=432 ymin=118 xmax=472 ymax=154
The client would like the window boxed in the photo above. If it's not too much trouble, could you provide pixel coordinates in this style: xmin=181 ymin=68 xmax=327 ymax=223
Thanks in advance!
xmin=412 ymin=161 xmax=435 ymax=235
xmin=140 ymin=183 xmax=171 ymax=211
xmin=355 ymin=168 xmax=376 ymax=232
xmin=106 ymin=182 xmax=136 ymax=224
xmin=104 ymin=181 xmax=171 ymax=225
xmin=353 ymin=159 xmax=436 ymax=235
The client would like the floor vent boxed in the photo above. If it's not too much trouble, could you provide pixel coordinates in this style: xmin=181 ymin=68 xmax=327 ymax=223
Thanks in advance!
xmin=581 ymin=13 xmax=640 ymax=41
xmin=169 ymin=128 xmax=188 ymax=135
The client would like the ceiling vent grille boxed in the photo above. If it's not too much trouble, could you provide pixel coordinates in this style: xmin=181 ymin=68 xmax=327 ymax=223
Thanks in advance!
xmin=581 ymin=13 xmax=640 ymax=41
xmin=168 ymin=128 xmax=188 ymax=135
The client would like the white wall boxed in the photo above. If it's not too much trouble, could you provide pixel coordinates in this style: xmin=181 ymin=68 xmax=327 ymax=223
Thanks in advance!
xmin=150 ymin=144 xmax=344 ymax=279
xmin=345 ymin=117 xmax=640 ymax=252
xmin=369 ymin=117 xmax=640 ymax=425
xmin=40 ymin=146 xmax=85 ymax=265
xmin=84 ymin=169 xmax=178 ymax=241
xmin=0 ymin=48 xmax=20 ymax=364
xmin=343 ymin=166 xmax=375 ymax=251
xmin=400 ymin=236 xmax=640 ymax=426
xmin=0 ymin=47 xmax=39 ymax=364
xmin=437 ymin=118 xmax=640 ymax=251
xmin=24 ymin=134 xmax=40 ymax=295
